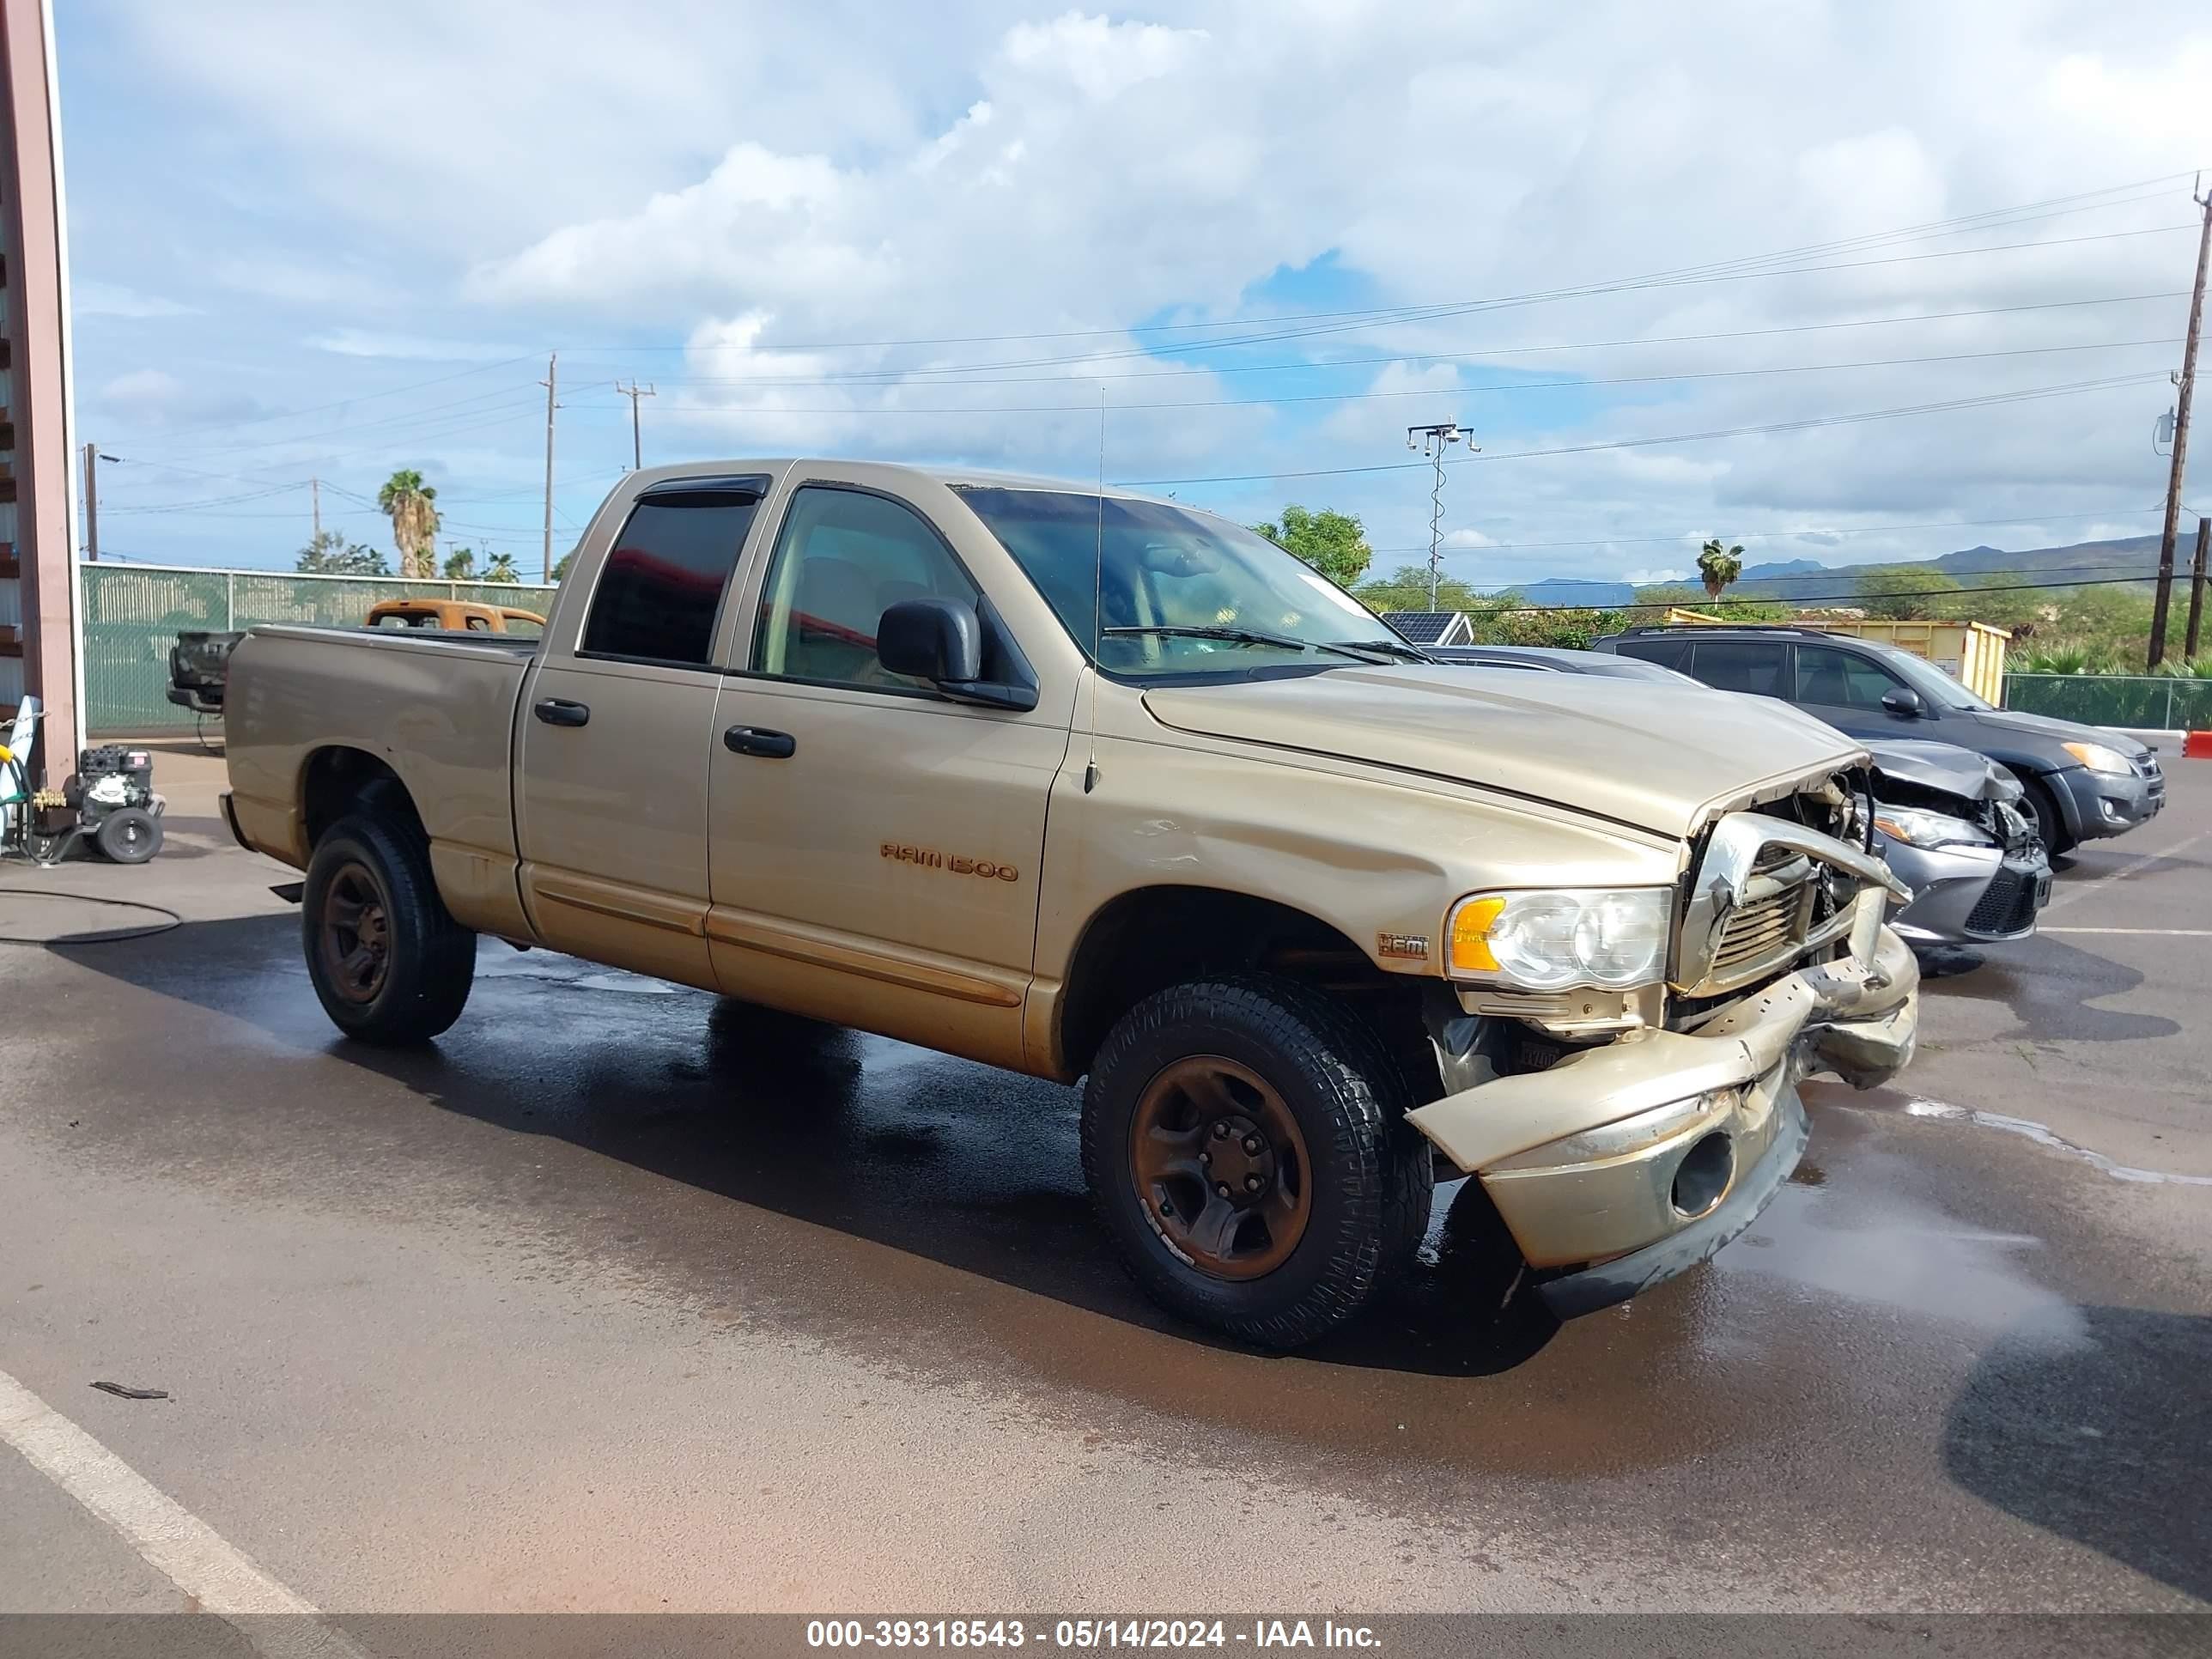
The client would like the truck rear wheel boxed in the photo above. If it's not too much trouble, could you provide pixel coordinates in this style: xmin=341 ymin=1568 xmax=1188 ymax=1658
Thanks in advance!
xmin=1080 ymin=975 xmax=1431 ymax=1349
xmin=302 ymin=813 xmax=476 ymax=1045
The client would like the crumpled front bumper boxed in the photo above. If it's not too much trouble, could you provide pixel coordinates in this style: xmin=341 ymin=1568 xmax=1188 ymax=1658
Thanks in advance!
xmin=1405 ymin=896 xmax=1918 ymax=1316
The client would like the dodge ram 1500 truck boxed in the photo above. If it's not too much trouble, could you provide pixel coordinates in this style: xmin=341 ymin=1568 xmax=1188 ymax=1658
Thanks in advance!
xmin=222 ymin=459 xmax=1920 ymax=1347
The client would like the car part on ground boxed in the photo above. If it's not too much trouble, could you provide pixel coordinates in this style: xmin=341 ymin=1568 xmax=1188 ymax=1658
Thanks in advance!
xmin=1593 ymin=623 xmax=2164 ymax=853
xmin=1863 ymin=739 xmax=2051 ymax=945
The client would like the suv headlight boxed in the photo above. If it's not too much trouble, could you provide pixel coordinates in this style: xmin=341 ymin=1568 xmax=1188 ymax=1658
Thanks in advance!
xmin=1447 ymin=888 xmax=1671 ymax=990
xmin=2062 ymin=739 xmax=2135 ymax=778
xmin=1872 ymin=805 xmax=1996 ymax=850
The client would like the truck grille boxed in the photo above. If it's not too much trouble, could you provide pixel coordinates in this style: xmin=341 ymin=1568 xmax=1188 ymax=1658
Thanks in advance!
xmin=1675 ymin=800 xmax=1905 ymax=1000
xmin=1708 ymin=848 xmax=1813 ymax=976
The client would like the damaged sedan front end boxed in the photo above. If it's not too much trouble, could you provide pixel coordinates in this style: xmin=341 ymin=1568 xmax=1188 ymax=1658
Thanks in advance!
xmin=1866 ymin=740 xmax=2051 ymax=945
xmin=1406 ymin=763 xmax=1917 ymax=1316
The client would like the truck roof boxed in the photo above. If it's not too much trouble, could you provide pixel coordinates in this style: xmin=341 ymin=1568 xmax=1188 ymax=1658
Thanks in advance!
xmin=626 ymin=459 xmax=1167 ymax=505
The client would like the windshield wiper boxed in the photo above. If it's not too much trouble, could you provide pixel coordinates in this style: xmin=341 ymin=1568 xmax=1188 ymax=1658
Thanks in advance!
xmin=1333 ymin=636 xmax=1434 ymax=664
xmin=1100 ymin=624 xmax=1377 ymax=665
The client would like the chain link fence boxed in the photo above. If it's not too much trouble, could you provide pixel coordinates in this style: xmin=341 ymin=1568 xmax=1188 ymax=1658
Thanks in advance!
xmin=84 ymin=563 xmax=558 ymax=736
xmin=2002 ymin=673 xmax=2212 ymax=732
xmin=79 ymin=562 xmax=2212 ymax=739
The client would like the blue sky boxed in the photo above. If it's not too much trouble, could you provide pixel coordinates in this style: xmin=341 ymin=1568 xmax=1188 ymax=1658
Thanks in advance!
xmin=59 ymin=1 xmax=2212 ymax=586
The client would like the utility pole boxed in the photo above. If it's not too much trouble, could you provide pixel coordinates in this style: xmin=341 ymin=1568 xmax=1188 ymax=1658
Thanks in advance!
xmin=540 ymin=353 xmax=558 ymax=583
xmin=2148 ymin=176 xmax=2212 ymax=667
xmin=614 ymin=380 xmax=656 ymax=471
xmin=1406 ymin=422 xmax=1474 ymax=608
xmin=2185 ymin=515 xmax=2209 ymax=663
xmin=311 ymin=476 xmax=321 ymax=542
xmin=81 ymin=442 xmax=100 ymax=562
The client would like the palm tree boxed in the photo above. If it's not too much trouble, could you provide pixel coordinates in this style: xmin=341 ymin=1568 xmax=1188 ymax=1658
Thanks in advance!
xmin=1697 ymin=538 xmax=1745 ymax=602
xmin=441 ymin=548 xmax=477 ymax=580
xmin=378 ymin=469 xmax=441 ymax=578
xmin=483 ymin=551 xmax=520 ymax=585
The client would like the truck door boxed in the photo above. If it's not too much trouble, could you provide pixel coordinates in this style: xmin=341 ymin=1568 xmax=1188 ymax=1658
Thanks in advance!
xmin=704 ymin=481 xmax=1063 ymax=1070
xmin=515 ymin=476 xmax=769 ymax=989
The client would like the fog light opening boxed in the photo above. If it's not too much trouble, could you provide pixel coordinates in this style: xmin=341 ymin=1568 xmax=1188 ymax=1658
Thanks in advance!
xmin=1671 ymin=1132 xmax=1735 ymax=1218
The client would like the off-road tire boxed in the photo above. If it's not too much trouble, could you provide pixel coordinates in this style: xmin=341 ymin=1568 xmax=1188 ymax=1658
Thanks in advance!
xmin=302 ymin=812 xmax=476 ymax=1044
xmin=1080 ymin=975 xmax=1433 ymax=1349
xmin=2024 ymin=775 xmax=2073 ymax=857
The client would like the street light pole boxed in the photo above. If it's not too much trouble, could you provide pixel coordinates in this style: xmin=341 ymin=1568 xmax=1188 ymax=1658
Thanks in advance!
xmin=1406 ymin=422 xmax=1474 ymax=609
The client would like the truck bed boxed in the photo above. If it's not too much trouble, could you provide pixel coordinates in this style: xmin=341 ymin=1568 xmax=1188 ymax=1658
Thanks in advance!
xmin=223 ymin=624 xmax=536 ymax=887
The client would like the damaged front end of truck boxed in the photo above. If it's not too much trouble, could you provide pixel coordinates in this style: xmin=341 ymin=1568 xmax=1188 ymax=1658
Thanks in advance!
xmin=1406 ymin=763 xmax=1917 ymax=1316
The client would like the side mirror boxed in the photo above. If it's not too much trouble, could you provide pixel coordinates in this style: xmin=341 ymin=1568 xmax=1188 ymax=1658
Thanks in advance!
xmin=876 ymin=599 xmax=1037 ymax=711
xmin=878 ymin=598 xmax=981 ymax=684
xmin=1880 ymin=687 xmax=1924 ymax=719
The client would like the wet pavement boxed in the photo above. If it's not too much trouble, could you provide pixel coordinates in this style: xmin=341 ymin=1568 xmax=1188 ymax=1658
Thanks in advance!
xmin=0 ymin=747 xmax=2207 ymax=1613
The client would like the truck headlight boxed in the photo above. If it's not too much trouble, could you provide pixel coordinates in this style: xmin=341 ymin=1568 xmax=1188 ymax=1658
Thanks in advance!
xmin=2061 ymin=739 xmax=2135 ymax=778
xmin=1446 ymin=889 xmax=1671 ymax=990
xmin=1872 ymin=805 xmax=1996 ymax=850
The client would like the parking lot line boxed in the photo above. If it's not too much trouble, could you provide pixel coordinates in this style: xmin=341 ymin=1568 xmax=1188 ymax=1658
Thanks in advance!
xmin=2041 ymin=830 xmax=2210 ymax=914
xmin=2042 ymin=927 xmax=2212 ymax=936
xmin=0 ymin=1366 xmax=364 ymax=1657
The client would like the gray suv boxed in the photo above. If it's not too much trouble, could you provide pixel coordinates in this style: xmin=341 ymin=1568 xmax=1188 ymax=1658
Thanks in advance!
xmin=1593 ymin=626 xmax=2165 ymax=854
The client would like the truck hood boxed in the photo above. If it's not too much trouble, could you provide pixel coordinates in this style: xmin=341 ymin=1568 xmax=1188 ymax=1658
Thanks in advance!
xmin=1140 ymin=666 xmax=1862 ymax=838
xmin=1865 ymin=739 xmax=2022 ymax=805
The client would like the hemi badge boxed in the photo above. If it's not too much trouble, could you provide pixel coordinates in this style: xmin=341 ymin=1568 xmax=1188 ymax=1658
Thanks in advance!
xmin=1376 ymin=933 xmax=1429 ymax=960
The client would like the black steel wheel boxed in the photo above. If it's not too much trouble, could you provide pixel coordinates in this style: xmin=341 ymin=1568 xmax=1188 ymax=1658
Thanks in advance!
xmin=301 ymin=812 xmax=475 ymax=1044
xmin=1080 ymin=975 xmax=1431 ymax=1349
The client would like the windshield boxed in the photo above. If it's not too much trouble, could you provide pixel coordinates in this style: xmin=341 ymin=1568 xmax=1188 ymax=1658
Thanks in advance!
xmin=956 ymin=486 xmax=1401 ymax=678
xmin=1866 ymin=641 xmax=1994 ymax=711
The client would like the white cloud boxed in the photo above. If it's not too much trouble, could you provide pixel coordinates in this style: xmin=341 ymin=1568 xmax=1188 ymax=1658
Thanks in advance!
xmin=81 ymin=0 xmax=2212 ymax=580
xmin=75 ymin=280 xmax=196 ymax=319
xmin=307 ymin=329 xmax=527 ymax=362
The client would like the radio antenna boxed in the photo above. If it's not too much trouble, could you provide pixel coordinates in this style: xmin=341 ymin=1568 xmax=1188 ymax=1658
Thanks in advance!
xmin=1083 ymin=385 xmax=1105 ymax=793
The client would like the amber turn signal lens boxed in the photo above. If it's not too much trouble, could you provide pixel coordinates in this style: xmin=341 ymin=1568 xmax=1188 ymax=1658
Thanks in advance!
xmin=1448 ymin=896 xmax=1506 ymax=974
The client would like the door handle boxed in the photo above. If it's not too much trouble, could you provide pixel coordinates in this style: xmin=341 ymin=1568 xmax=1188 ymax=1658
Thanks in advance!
xmin=532 ymin=698 xmax=591 ymax=727
xmin=723 ymin=725 xmax=796 ymax=758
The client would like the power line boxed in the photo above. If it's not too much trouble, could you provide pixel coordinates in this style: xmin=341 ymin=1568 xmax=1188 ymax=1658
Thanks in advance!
xmin=606 ymin=293 xmax=2193 ymax=392
xmin=1490 ymin=572 xmax=2177 ymax=614
xmin=619 ymin=224 xmax=2205 ymax=386
xmin=1118 ymin=372 xmax=2167 ymax=487
xmin=554 ymin=174 xmax=2201 ymax=358
xmin=565 ymin=337 xmax=2181 ymax=417
xmin=1361 ymin=507 xmax=2166 ymax=556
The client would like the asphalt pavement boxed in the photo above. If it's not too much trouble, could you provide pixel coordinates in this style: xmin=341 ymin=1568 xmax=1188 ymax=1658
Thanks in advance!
xmin=0 ymin=744 xmax=2206 ymax=1620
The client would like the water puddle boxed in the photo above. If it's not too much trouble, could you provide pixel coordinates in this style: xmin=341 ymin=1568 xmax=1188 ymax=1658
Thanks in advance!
xmin=1898 ymin=1097 xmax=2212 ymax=1188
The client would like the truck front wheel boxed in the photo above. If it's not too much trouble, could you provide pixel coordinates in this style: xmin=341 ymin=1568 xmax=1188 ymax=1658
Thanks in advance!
xmin=302 ymin=813 xmax=476 ymax=1045
xmin=1080 ymin=976 xmax=1432 ymax=1349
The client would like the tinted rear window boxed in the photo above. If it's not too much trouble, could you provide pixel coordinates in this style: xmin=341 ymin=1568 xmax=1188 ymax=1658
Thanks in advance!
xmin=1689 ymin=640 xmax=1788 ymax=696
xmin=1613 ymin=636 xmax=1690 ymax=670
xmin=581 ymin=493 xmax=763 ymax=665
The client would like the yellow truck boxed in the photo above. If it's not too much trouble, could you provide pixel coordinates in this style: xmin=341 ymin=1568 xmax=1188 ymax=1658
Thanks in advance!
xmin=220 ymin=461 xmax=1919 ymax=1346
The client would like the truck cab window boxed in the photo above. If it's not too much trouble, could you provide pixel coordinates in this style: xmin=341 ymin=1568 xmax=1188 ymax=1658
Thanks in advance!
xmin=752 ymin=486 xmax=982 ymax=690
xmin=581 ymin=493 xmax=762 ymax=665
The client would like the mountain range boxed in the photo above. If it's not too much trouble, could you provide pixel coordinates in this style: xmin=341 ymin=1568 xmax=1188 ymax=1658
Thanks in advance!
xmin=1493 ymin=532 xmax=2166 ymax=609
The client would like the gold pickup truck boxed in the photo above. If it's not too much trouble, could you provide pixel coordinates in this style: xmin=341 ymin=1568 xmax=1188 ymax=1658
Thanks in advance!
xmin=222 ymin=460 xmax=1918 ymax=1346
